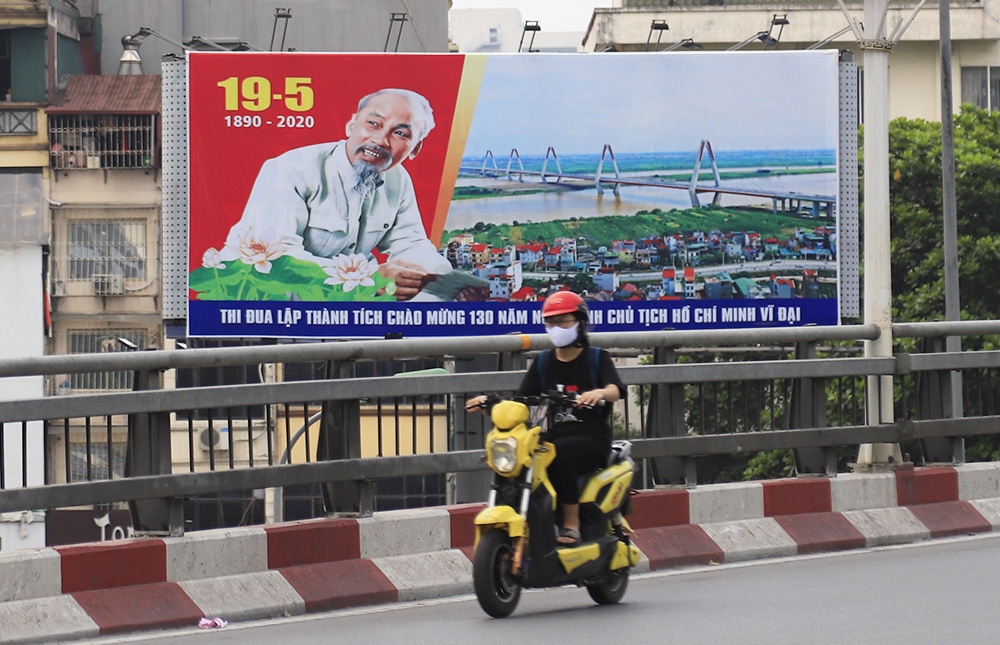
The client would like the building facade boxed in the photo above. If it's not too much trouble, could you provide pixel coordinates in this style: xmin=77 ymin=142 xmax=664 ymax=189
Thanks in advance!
xmin=585 ymin=0 xmax=1000 ymax=121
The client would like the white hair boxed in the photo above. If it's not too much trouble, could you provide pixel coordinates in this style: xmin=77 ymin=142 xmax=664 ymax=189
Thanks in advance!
xmin=356 ymin=88 xmax=435 ymax=142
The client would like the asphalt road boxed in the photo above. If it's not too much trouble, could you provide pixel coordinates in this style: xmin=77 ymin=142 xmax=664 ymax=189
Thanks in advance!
xmin=82 ymin=534 xmax=1000 ymax=645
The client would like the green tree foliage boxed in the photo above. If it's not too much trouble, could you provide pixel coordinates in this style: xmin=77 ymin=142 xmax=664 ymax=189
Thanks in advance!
xmin=887 ymin=107 xmax=1000 ymax=460
xmin=888 ymin=106 xmax=1000 ymax=326
xmin=643 ymin=111 xmax=1000 ymax=482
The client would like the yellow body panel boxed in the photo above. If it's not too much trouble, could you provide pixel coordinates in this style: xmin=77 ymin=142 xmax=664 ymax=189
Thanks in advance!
xmin=556 ymin=542 xmax=601 ymax=574
xmin=578 ymin=462 xmax=634 ymax=513
xmin=609 ymin=542 xmax=642 ymax=570
xmin=473 ymin=505 xmax=526 ymax=544
xmin=491 ymin=400 xmax=530 ymax=430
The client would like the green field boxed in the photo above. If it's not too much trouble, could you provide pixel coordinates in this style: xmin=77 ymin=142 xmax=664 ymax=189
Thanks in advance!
xmin=442 ymin=205 xmax=824 ymax=250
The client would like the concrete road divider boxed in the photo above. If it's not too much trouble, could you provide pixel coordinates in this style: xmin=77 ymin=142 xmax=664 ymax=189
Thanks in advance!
xmin=1 ymin=463 xmax=999 ymax=643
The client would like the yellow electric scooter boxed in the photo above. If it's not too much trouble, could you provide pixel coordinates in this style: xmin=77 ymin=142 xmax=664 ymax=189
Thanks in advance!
xmin=471 ymin=393 xmax=640 ymax=618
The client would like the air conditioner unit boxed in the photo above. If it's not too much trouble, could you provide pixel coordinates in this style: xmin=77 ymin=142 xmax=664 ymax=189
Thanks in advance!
xmin=92 ymin=274 xmax=124 ymax=296
xmin=198 ymin=427 xmax=229 ymax=451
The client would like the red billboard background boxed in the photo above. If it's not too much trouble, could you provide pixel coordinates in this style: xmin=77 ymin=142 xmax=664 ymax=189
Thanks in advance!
xmin=187 ymin=52 xmax=466 ymax=270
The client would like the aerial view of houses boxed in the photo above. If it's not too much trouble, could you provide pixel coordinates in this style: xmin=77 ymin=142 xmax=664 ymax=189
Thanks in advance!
xmin=440 ymin=217 xmax=837 ymax=303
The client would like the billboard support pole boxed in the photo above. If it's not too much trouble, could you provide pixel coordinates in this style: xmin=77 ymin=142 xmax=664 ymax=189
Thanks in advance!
xmin=856 ymin=0 xmax=905 ymax=467
xmin=939 ymin=0 xmax=965 ymax=444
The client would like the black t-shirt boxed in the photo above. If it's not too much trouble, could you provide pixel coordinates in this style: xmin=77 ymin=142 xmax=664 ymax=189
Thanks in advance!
xmin=517 ymin=347 xmax=625 ymax=444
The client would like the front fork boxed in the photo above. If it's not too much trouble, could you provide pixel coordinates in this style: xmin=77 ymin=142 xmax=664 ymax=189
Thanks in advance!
xmin=478 ymin=465 xmax=534 ymax=575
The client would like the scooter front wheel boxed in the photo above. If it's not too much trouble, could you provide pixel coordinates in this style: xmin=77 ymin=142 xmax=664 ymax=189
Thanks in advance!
xmin=473 ymin=529 xmax=522 ymax=618
xmin=586 ymin=567 xmax=629 ymax=605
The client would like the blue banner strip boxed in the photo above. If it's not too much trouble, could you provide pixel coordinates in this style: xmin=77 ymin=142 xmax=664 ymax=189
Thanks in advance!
xmin=188 ymin=299 xmax=840 ymax=339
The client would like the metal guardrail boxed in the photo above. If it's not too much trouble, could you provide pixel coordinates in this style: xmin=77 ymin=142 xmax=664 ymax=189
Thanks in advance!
xmin=2 ymin=321 xmax=1000 ymax=535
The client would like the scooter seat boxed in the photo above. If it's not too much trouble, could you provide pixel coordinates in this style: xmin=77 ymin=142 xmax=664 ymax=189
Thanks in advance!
xmin=607 ymin=440 xmax=633 ymax=466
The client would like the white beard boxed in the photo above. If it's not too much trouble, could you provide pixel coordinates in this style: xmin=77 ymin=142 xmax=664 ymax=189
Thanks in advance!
xmin=351 ymin=160 xmax=382 ymax=194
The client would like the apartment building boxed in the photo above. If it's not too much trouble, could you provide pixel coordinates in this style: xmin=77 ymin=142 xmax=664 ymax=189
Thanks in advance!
xmin=585 ymin=0 xmax=1000 ymax=122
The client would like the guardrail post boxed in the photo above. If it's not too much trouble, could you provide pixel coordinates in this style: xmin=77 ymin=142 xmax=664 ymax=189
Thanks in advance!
xmin=126 ymin=367 xmax=183 ymax=535
xmin=916 ymin=336 xmax=964 ymax=464
xmin=451 ymin=351 xmax=527 ymax=503
xmin=790 ymin=341 xmax=836 ymax=476
xmin=317 ymin=359 xmax=371 ymax=517
xmin=645 ymin=346 xmax=691 ymax=486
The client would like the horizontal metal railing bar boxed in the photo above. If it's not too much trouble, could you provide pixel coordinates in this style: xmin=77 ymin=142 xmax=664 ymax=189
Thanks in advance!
xmin=5 ymin=350 xmax=996 ymax=424
xmin=631 ymin=425 xmax=903 ymax=458
xmin=0 ymin=325 xmax=880 ymax=378
xmin=5 ymin=414 xmax=998 ymax=513
xmin=0 ymin=356 xmax=894 ymax=424
xmin=0 ymin=450 xmax=488 ymax=514
xmin=0 ymin=372 xmax=525 ymax=423
xmin=905 ymin=350 xmax=1000 ymax=372
xmin=631 ymin=416 xmax=1000 ymax=459
xmin=625 ymin=356 xmax=896 ymax=384
xmin=5 ymin=320 xmax=1000 ymax=382
xmin=892 ymin=320 xmax=1000 ymax=338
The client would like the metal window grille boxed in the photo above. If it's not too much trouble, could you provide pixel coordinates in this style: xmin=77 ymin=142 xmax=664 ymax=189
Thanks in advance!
xmin=0 ymin=108 xmax=37 ymax=135
xmin=66 ymin=218 xmax=147 ymax=281
xmin=69 ymin=442 xmax=127 ymax=482
xmin=48 ymin=113 xmax=157 ymax=169
xmin=67 ymin=329 xmax=147 ymax=391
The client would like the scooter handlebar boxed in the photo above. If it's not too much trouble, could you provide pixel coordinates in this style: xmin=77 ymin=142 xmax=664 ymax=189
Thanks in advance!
xmin=466 ymin=391 xmax=601 ymax=411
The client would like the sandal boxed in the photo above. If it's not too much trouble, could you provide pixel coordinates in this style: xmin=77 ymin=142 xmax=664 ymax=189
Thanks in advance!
xmin=557 ymin=527 xmax=580 ymax=546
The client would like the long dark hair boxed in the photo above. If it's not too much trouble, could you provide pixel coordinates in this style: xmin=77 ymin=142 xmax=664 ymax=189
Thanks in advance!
xmin=573 ymin=313 xmax=589 ymax=347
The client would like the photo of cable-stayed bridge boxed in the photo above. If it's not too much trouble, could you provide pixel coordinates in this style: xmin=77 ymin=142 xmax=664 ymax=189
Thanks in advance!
xmin=452 ymin=140 xmax=836 ymax=222
xmin=436 ymin=51 xmax=841 ymax=304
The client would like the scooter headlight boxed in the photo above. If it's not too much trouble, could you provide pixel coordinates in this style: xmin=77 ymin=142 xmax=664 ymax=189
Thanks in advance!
xmin=489 ymin=436 xmax=519 ymax=474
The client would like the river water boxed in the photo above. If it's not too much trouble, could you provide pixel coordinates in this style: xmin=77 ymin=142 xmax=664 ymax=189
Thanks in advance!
xmin=442 ymin=172 xmax=837 ymax=230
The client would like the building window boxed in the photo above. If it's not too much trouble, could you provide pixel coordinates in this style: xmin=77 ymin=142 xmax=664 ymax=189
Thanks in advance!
xmin=961 ymin=66 xmax=1000 ymax=110
xmin=0 ymin=169 xmax=45 ymax=244
xmin=0 ymin=108 xmax=37 ymax=135
xmin=0 ymin=31 xmax=10 ymax=101
xmin=69 ymin=442 xmax=127 ymax=482
xmin=66 ymin=218 xmax=147 ymax=282
xmin=48 ymin=113 xmax=157 ymax=169
xmin=66 ymin=329 xmax=147 ymax=391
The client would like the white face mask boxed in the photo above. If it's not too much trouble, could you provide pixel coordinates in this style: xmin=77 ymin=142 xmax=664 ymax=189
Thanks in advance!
xmin=546 ymin=322 xmax=579 ymax=348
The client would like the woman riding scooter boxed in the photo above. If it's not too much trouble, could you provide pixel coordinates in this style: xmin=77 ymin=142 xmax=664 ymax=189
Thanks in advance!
xmin=469 ymin=290 xmax=625 ymax=546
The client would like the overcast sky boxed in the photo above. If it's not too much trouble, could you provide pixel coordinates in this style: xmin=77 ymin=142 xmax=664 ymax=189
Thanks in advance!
xmin=450 ymin=0 xmax=613 ymax=33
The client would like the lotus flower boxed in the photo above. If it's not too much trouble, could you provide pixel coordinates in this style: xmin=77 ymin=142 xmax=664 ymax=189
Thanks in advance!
xmin=201 ymin=247 xmax=225 ymax=269
xmin=323 ymin=253 xmax=379 ymax=292
xmin=226 ymin=225 xmax=286 ymax=274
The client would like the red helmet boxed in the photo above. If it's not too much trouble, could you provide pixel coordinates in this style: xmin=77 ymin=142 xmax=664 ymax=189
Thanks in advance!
xmin=542 ymin=291 xmax=589 ymax=323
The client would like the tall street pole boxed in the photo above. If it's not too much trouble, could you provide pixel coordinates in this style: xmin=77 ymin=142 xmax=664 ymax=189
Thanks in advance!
xmin=858 ymin=0 xmax=904 ymax=465
xmin=940 ymin=0 xmax=965 ymax=433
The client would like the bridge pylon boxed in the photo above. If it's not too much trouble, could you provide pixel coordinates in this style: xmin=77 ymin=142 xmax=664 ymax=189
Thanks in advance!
xmin=690 ymin=139 xmax=723 ymax=207
xmin=596 ymin=144 xmax=621 ymax=196
xmin=479 ymin=150 xmax=499 ymax=176
xmin=506 ymin=148 xmax=526 ymax=182
xmin=540 ymin=146 xmax=562 ymax=184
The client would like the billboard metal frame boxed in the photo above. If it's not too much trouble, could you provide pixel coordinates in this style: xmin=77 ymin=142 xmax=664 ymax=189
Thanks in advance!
xmin=161 ymin=53 xmax=861 ymax=335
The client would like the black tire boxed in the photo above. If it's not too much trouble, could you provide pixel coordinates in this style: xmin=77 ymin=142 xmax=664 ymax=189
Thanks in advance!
xmin=473 ymin=530 xmax=522 ymax=618
xmin=586 ymin=567 xmax=629 ymax=605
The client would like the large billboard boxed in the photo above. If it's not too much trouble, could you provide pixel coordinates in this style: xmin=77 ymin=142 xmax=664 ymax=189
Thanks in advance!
xmin=187 ymin=51 xmax=841 ymax=338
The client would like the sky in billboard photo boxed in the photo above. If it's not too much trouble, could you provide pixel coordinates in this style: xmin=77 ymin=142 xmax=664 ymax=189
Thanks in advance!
xmin=450 ymin=0 xmax=612 ymax=33
xmin=462 ymin=52 xmax=839 ymax=156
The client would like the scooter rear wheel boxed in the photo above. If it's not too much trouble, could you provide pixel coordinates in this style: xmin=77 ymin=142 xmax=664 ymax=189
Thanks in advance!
xmin=473 ymin=529 xmax=522 ymax=618
xmin=586 ymin=567 xmax=629 ymax=605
